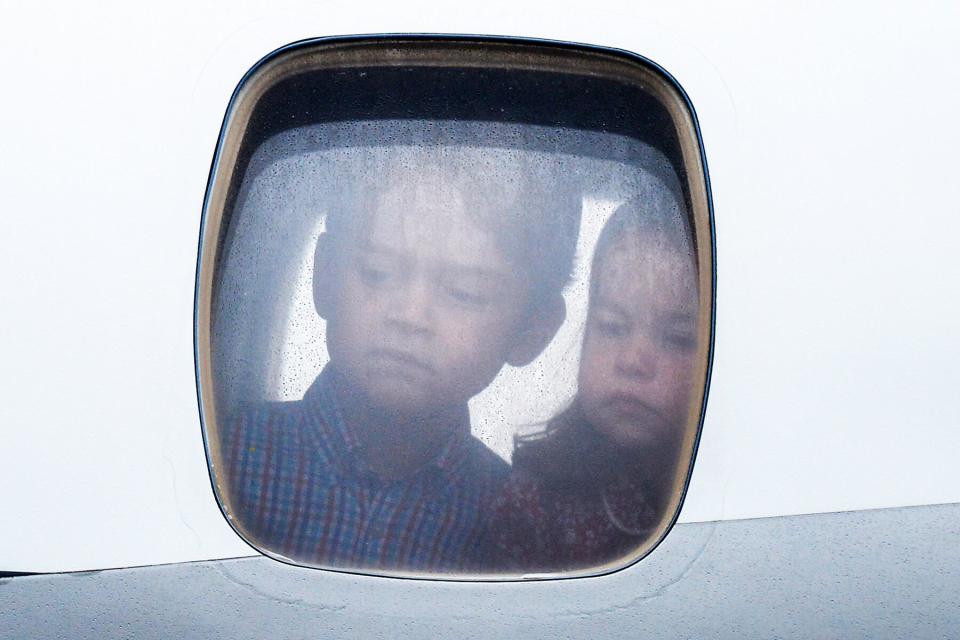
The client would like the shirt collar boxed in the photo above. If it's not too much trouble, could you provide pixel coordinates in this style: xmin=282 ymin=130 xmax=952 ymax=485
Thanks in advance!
xmin=304 ymin=365 xmax=473 ymax=483
xmin=305 ymin=365 xmax=362 ymax=458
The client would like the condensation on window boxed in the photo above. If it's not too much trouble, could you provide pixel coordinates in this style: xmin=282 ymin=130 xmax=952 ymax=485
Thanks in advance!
xmin=213 ymin=120 xmax=684 ymax=462
xmin=204 ymin=106 xmax=708 ymax=579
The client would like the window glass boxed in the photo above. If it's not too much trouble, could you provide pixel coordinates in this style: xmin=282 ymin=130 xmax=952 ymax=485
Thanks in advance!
xmin=197 ymin=39 xmax=713 ymax=579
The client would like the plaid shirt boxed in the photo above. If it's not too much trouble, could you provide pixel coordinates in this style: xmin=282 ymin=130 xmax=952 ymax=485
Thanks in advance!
xmin=220 ymin=366 xmax=509 ymax=574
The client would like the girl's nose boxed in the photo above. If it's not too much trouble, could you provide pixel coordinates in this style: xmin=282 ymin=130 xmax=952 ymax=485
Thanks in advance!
xmin=616 ymin=332 xmax=658 ymax=380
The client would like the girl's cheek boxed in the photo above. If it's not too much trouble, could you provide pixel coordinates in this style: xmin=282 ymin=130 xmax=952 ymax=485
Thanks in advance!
xmin=578 ymin=345 xmax=604 ymax=392
xmin=666 ymin=357 xmax=699 ymax=411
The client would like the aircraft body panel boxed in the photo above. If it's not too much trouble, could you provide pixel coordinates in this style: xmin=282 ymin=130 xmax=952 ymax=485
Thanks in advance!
xmin=3 ymin=504 xmax=958 ymax=638
xmin=1 ymin=0 xmax=958 ymax=630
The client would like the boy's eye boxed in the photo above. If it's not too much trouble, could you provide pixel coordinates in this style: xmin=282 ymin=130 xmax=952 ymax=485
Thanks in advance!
xmin=443 ymin=284 xmax=490 ymax=306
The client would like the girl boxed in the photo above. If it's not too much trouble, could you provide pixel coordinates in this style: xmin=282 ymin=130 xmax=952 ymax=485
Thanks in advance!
xmin=487 ymin=192 xmax=701 ymax=573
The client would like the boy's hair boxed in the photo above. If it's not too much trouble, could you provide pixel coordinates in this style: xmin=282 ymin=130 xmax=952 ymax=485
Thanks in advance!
xmin=322 ymin=146 xmax=583 ymax=304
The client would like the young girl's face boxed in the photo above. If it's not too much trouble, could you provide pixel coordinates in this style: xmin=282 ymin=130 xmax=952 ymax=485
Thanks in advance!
xmin=578 ymin=231 xmax=699 ymax=450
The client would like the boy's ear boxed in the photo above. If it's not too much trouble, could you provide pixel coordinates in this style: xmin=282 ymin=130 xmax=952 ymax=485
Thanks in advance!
xmin=505 ymin=294 xmax=567 ymax=367
xmin=312 ymin=232 xmax=335 ymax=320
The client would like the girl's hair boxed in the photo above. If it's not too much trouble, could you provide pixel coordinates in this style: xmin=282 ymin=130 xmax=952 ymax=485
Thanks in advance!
xmin=512 ymin=398 xmax=629 ymax=493
xmin=510 ymin=187 xmax=694 ymax=493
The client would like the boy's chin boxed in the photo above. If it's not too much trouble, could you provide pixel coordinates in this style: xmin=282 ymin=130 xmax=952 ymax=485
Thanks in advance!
xmin=362 ymin=382 xmax=455 ymax=418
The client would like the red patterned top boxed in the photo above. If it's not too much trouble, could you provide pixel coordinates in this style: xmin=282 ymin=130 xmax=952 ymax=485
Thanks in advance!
xmin=486 ymin=468 xmax=660 ymax=573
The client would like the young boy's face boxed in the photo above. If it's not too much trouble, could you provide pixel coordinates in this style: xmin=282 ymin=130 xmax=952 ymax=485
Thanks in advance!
xmin=578 ymin=233 xmax=699 ymax=450
xmin=317 ymin=179 xmax=553 ymax=417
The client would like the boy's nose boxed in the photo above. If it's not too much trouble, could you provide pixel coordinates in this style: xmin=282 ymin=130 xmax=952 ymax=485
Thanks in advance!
xmin=385 ymin=275 xmax=435 ymax=336
xmin=616 ymin=333 xmax=658 ymax=380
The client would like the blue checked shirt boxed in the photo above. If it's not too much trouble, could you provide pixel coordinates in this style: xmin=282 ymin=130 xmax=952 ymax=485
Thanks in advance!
xmin=219 ymin=366 xmax=509 ymax=574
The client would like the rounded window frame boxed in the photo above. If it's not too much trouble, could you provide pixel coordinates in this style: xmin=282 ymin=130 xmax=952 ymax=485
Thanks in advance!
xmin=195 ymin=34 xmax=716 ymax=581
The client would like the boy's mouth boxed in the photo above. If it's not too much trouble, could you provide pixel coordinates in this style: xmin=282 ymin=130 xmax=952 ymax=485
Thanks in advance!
xmin=367 ymin=348 xmax=436 ymax=378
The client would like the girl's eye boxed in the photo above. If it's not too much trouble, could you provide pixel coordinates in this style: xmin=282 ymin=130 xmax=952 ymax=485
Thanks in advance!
xmin=664 ymin=333 xmax=697 ymax=351
xmin=595 ymin=319 xmax=630 ymax=338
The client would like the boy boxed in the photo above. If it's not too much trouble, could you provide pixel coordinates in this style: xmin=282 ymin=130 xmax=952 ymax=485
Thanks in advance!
xmin=221 ymin=147 xmax=581 ymax=574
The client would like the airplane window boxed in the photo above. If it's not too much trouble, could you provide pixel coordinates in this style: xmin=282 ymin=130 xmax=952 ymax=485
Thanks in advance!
xmin=196 ymin=38 xmax=714 ymax=580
